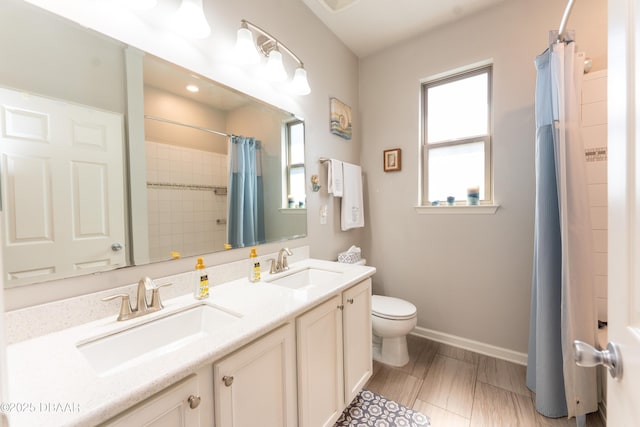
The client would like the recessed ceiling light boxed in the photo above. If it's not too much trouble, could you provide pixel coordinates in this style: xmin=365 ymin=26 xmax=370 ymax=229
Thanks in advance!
xmin=186 ymin=84 xmax=199 ymax=93
xmin=318 ymin=0 xmax=360 ymax=13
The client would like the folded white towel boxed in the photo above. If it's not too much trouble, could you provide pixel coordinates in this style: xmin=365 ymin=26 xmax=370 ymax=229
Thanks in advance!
xmin=327 ymin=159 xmax=343 ymax=197
xmin=341 ymin=162 xmax=364 ymax=230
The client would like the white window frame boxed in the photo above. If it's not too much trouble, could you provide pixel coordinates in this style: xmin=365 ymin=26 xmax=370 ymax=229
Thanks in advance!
xmin=282 ymin=119 xmax=305 ymax=210
xmin=420 ymin=63 xmax=495 ymax=212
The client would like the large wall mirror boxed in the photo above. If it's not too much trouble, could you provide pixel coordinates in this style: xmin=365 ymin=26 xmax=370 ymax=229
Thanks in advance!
xmin=0 ymin=0 xmax=307 ymax=288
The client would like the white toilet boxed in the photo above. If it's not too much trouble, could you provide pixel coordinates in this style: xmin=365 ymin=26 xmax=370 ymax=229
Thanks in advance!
xmin=371 ymin=295 xmax=417 ymax=367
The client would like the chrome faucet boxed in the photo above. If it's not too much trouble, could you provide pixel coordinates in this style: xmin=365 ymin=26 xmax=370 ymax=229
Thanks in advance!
xmin=102 ymin=277 xmax=172 ymax=321
xmin=266 ymin=248 xmax=293 ymax=274
xmin=276 ymin=248 xmax=293 ymax=273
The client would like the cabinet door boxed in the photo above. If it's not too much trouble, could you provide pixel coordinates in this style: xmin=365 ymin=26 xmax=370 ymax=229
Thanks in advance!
xmin=343 ymin=279 xmax=373 ymax=403
xmin=297 ymin=295 xmax=344 ymax=427
xmin=214 ymin=323 xmax=297 ymax=427
xmin=102 ymin=374 xmax=201 ymax=427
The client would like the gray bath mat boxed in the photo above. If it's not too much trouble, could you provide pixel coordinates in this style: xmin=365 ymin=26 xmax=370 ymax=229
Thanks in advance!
xmin=335 ymin=389 xmax=431 ymax=426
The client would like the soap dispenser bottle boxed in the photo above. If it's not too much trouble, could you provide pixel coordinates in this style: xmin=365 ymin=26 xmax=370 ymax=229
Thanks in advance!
xmin=249 ymin=247 xmax=261 ymax=282
xmin=194 ymin=257 xmax=209 ymax=300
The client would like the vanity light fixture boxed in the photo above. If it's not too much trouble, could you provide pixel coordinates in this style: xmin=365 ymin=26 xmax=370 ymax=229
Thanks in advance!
xmin=235 ymin=19 xmax=311 ymax=95
xmin=173 ymin=0 xmax=211 ymax=39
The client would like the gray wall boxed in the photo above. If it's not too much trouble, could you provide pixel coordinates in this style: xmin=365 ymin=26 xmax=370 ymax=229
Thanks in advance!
xmin=359 ymin=0 xmax=607 ymax=353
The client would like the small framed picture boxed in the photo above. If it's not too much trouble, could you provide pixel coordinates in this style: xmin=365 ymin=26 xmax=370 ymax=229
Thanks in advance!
xmin=383 ymin=148 xmax=401 ymax=172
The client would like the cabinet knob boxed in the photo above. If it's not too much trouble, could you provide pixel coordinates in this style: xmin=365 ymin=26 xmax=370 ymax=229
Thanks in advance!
xmin=188 ymin=394 xmax=201 ymax=409
xmin=337 ymin=304 xmax=344 ymax=311
xmin=347 ymin=298 xmax=354 ymax=304
xmin=222 ymin=375 xmax=234 ymax=387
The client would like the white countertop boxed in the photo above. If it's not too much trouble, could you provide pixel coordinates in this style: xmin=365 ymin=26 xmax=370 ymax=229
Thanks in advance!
xmin=5 ymin=259 xmax=375 ymax=426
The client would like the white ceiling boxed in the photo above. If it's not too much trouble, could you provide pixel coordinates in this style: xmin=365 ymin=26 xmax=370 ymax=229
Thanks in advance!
xmin=301 ymin=0 xmax=511 ymax=58
xmin=144 ymin=55 xmax=250 ymax=111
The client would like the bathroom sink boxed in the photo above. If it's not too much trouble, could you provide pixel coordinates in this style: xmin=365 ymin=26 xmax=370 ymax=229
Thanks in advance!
xmin=77 ymin=304 xmax=241 ymax=375
xmin=265 ymin=267 xmax=343 ymax=290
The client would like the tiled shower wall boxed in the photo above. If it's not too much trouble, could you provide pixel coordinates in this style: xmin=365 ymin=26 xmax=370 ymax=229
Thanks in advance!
xmin=581 ymin=70 xmax=608 ymax=332
xmin=145 ymin=141 xmax=228 ymax=261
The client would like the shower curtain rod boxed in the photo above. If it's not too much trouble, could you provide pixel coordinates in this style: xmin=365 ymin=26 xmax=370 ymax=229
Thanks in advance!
xmin=557 ymin=0 xmax=575 ymax=42
xmin=144 ymin=115 xmax=234 ymax=138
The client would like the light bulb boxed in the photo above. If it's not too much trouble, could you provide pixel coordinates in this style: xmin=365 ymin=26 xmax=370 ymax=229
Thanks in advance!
xmin=235 ymin=27 xmax=260 ymax=65
xmin=291 ymin=66 xmax=311 ymax=95
xmin=173 ymin=0 xmax=211 ymax=39
xmin=264 ymin=49 xmax=288 ymax=82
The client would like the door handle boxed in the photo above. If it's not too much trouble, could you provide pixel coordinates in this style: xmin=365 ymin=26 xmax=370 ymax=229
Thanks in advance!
xmin=573 ymin=340 xmax=622 ymax=379
xmin=111 ymin=242 xmax=123 ymax=251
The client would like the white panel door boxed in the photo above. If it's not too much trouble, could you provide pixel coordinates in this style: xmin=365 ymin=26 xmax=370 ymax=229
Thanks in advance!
xmin=342 ymin=279 xmax=372 ymax=404
xmin=607 ymin=0 xmax=640 ymax=423
xmin=0 ymin=87 xmax=126 ymax=285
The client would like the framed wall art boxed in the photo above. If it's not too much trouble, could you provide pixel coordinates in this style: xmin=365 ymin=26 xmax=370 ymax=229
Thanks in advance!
xmin=383 ymin=148 xmax=401 ymax=172
xmin=330 ymin=97 xmax=352 ymax=140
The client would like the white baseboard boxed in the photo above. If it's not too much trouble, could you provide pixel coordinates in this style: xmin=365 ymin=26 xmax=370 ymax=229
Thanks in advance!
xmin=411 ymin=326 xmax=528 ymax=366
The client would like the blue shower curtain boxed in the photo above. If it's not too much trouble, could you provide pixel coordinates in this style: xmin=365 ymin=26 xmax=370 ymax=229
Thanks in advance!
xmin=527 ymin=46 xmax=567 ymax=418
xmin=227 ymin=135 xmax=265 ymax=248
xmin=526 ymin=36 xmax=597 ymax=419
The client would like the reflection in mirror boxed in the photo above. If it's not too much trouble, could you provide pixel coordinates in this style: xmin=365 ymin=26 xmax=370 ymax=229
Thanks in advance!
xmin=141 ymin=55 xmax=307 ymax=263
xmin=0 ymin=0 xmax=128 ymax=287
xmin=0 ymin=0 xmax=307 ymax=288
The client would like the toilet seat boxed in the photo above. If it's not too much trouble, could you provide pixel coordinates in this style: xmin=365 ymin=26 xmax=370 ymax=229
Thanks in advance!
xmin=372 ymin=295 xmax=416 ymax=320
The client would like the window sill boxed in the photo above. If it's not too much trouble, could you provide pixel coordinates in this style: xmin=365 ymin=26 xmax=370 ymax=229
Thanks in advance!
xmin=279 ymin=208 xmax=307 ymax=215
xmin=414 ymin=204 xmax=500 ymax=215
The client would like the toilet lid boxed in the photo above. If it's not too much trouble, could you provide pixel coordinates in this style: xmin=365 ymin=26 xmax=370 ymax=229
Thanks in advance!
xmin=371 ymin=295 xmax=416 ymax=320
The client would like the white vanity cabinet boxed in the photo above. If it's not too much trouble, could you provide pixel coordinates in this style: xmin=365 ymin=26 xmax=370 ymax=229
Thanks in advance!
xmin=213 ymin=323 xmax=297 ymax=427
xmin=296 ymin=294 xmax=344 ymax=427
xmin=342 ymin=278 xmax=373 ymax=403
xmin=101 ymin=366 xmax=213 ymax=427
xmin=296 ymin=279 xmax=372 ymax=427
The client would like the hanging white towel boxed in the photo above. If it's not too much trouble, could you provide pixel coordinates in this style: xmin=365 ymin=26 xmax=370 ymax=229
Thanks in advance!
xmin=327 ymin=159 xmax=343 ymax=197
xmin=341 ymin=162 xmax=364 ymax=230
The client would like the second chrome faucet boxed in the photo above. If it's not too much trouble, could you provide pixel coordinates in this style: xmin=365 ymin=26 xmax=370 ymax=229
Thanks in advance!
xmin=103 ymin=277 xmax=172 ymax=321
xmin=268 ymin=248 xmax=293 ymax=274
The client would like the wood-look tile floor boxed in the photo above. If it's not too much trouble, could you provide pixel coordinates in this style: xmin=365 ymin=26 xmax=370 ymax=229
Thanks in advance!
xmin=365 ymin=335 xmax=605 ymax=427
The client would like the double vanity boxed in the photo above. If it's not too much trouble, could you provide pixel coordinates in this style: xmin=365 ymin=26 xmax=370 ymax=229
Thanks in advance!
xmin=5 ymin=258 xmax=375 ymax=427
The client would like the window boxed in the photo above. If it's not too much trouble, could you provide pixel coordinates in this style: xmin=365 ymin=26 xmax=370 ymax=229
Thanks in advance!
xmin=422 ymin=65 xmax=492 ymax=205
xmin=285 ymin=119 xmax=306 ymax=208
